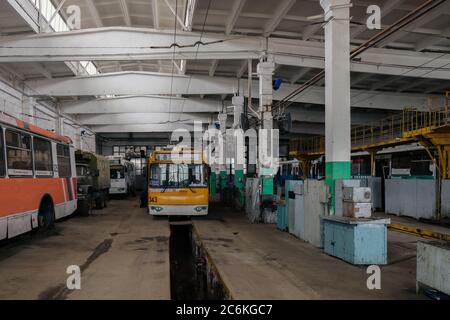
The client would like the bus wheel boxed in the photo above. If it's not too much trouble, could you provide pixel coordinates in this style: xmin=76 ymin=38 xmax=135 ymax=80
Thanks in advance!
xmin=38 ymin=198 xmax=55 ymax=231
xmin=95 ymin=194 xmax=105 ymax=210
xmin=103 ymin=194 xmax=108 ymax=208
xmin=78 ymin=200 xmax=92 ymax=216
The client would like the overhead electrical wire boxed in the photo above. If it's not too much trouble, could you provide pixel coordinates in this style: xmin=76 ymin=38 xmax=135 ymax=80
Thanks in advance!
xmin=351 ymin=57 xmax=450 ymax=108
xmin=176 ymin=0 xmax=213 ymax=123
xmin=273 ymin=0 xmax=449 ymax=115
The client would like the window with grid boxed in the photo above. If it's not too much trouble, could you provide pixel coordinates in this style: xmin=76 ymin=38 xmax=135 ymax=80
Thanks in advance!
xmin=5 ymin=130 xmax=33 ymax=176
xmin=57 ymin=144 xmax=71 ymax=178
xmin=112 ymin=146 xmax=148 ymax=176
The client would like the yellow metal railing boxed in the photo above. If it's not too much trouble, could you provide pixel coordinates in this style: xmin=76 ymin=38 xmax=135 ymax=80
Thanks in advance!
xmin=402 ymin=108 xmax=449 ymax=137
xmin=290 ymin=108 xmax=450 ymax=155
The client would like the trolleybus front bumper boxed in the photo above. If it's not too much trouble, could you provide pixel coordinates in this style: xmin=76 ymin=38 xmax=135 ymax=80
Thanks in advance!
xmin=148 ymin=204 xmax=208 ymax=216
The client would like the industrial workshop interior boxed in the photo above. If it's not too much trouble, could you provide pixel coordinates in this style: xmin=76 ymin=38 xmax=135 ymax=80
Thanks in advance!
xmin=1 ymin=0 xmax=450 ymax=309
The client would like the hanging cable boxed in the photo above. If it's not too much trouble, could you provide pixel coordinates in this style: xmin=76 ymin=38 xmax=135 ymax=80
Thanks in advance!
xmin=274 ymin=0 xmax=448 ymax=114
xmin=176 ymin=0 xmax=213 ymax=122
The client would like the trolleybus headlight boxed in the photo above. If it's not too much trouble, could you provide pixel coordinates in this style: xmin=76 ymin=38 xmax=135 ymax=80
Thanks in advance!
xmin=194 ymin=206 xmax=207 ymax=212
xmin=151 ymin=206 xmax=163 ymax=212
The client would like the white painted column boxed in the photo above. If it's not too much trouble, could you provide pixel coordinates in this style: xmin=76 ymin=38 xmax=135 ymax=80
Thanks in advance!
xmin=256 ymin=58 xmax=277 ymax=196
xmin=232 ymin=95 xmax=244 ymax=128
xmin=232 ymin=95 xmax=245 ymax=206
xmin=217 ymin=113 xmax=228 ymax=193
xmin=320 ymin=0 xmax=352 ymax=213
xmin=257 ymin=59 xmax=275 ymax=130
xmin=232 ymin=95 xmax=244 ymax=170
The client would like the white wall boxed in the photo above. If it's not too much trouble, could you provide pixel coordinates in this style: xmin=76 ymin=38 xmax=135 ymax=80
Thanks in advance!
xmin=0 ymin=78 xmax=95 ymax=152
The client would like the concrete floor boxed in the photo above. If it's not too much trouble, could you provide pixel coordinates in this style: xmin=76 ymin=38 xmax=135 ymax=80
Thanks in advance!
xmin=374 ymin=212 xmax=450 ymax=238
xmin=193 ymin=204 xmax=426 ymax=300
xmin=0 ymin=197 xmax=170 ymax=300
xmin=0 ymin=198 xmax=433 ymax=300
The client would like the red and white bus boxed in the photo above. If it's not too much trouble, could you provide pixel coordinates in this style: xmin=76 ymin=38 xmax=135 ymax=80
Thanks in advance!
xmin=0 ymin=112 xmax=77 ymax=240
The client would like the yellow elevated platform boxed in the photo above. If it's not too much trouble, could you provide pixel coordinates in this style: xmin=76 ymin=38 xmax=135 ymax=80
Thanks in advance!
xmin=290 ymin=108 xmax=450 ymax=179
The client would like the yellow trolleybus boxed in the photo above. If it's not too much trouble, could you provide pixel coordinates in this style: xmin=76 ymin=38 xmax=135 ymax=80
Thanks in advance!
xmin=148 ymin=146 xmax=208 ymax=216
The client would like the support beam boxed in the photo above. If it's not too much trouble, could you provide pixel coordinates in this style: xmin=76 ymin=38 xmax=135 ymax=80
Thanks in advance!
xmin=184 ymin=0 xmax=197 ymax=31
xmin=2 ymin=27 xmax=450 ymax=79
xmin=415 ymin=26 xmax=450 ymax=51
xmin=85 ymin=0 xmax=103 ymax=27
xmin=6 ymin=0 xmax=41 ymax=33
xmin=376 ymin=1 xmax=450 ymax=48
xmin=209 ymin=59 xmax=219 ymax=77
xmin=22 ymin=96 xmax=35 ymax=124
xmin=351 ymin=73 xmax=372 ymax=86
xmin=77 ymin=112 xmax=212 ymax=125
xmin=152 ymin=0 xmax=160 ymax=29
xmin=236 ymin=60 xmax=248 ymax=78
xmin=397 ymin=78 xmax=430 ymax=92
xmin=290 ymin=67 xmax=311 ymax=84
xmin=0 ymin=64 xmax=25 ymax=80
xmin=90 ymin=123 xmax=196 ymax=133
xmin=302 ymin=24 xmax=322 ymax=41
xmin=61 ymin=95 xmax=223 ymax=114
xmin=425 ymin=83 xmax=450 ymax=94
xmin=6 ymin=0 xmax=80 ymax=76
xmin=225 ymin=0 xmax=246 ymax=35
xmin=163 ymin=0 xmax=185 ymax=29
xmin=264 ymin=0 xmax=296 ymax=36
xmin=119 ymin=0 xmax=132 ymax=26
xmin=32 ymin=63 xmax=52 ymax=79
xmin=60 ymin=95 xmax=390 ymax=125
xmin=25 ymin=72 xmax=442 ymax=111
xmin=89 ymin=122 xmax=326 ymax=134
xmin=321 ymin=0 xmax=351 ymax=214
xmin=369 ymin=76 xmax=401 ymax=91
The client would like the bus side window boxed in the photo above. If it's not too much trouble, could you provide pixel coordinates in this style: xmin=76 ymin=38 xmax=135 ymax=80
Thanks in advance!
xmin=57 ymin=144 xmax=71 ymax=177
xmin=5 ymin=129 xmax=33 ymax=176
xmin=0 ymin=128 xmax=5 ymax=177
xmin=33 ymin=137 xmax=53 ymax=177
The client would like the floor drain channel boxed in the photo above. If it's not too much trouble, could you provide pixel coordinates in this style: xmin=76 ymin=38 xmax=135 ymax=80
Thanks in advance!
xmin=169 ymin=223 xmax=226 ymax=300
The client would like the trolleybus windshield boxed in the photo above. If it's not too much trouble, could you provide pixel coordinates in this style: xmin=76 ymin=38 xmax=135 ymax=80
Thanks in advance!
xmin=149 ymin=163 xmax=207 ymax=188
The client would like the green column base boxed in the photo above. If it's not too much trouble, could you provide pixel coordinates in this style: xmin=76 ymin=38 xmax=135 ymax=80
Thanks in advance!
xmin=325 ymin=161 xmax=351 ymax=215
xmin=209 ymin=172 xmax=216 ymax=196
xmin=234 ymin=169 xmax=245 ymax=206
xmin=219 ymin=171 xmax=227 ymax=190
xmin=261 ymin=177 xmax=274 ymax=196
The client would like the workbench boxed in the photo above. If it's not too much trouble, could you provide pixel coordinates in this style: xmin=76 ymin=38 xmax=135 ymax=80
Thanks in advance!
xmin=322 ymin=216 xmax=390 ymax=265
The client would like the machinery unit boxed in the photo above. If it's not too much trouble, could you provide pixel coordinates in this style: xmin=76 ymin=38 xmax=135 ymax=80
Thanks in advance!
xmin=285 ymin=180 xmax=303 ymax=233
xmin=342 ymin=187 xmax=371 ymax=203
xmin=107 ymin=155 xmax=136 ymax=196
xmin=276 ymin=200 xmax=288 ymax=231
xmin=323 ymin=216 xmax=390 ymax=265
xmin=342 ymin=186 xmax=372 ymax=218
xmin=417 ymin=241 xmax=450 ymax=296
xmin=342 ymin=202 xmax=372 ymax=218
xmin=75 ymin=150 xmax=111 ymax=215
